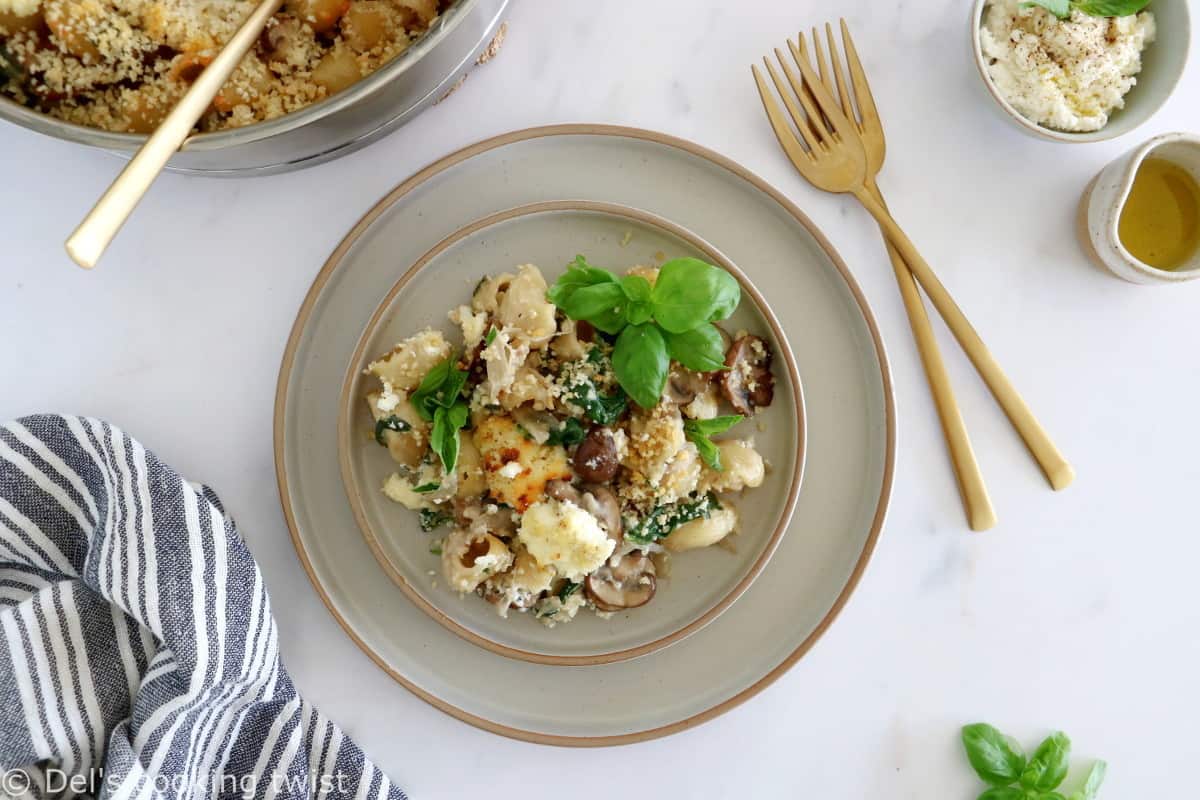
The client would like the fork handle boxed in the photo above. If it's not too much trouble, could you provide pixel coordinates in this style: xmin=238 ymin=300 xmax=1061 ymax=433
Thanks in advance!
xmin=852 ymin=186 xmax=1074 ymax=491
xmin=865 ymin=181 xmax=996 ymax=530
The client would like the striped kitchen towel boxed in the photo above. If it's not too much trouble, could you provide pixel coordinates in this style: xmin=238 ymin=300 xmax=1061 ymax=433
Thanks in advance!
xmin=0 ymin=415 xmax=406 ymax=800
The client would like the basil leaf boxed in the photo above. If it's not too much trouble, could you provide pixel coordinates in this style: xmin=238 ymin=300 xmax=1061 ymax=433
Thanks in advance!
xmin=410 ymin=357 xmax=467 ymax=422
xmin=962 ymin=724 xmax=1028 ymax=786
xmin=374 ymin=415 xmax=411 ymax=445
xmin=558 ymin=282 xmax=628 ymax=334
xmin=976 ymin=790 xmax=1025 ymax=800
xmin=650 ymin=258 xmax=741 ymax=333
xmin=626 ymin=301 xmax=653 ymax=326
xmin=1039 ymin=794 xmax=1066 ymax=800
xmin=1067 ymin=761 xmax=1106 ymax=800
xmin=429 ymin=402 xmax=468 ymax=473
xmin=665 ymin=325 xmax=727 ymax=372
xmin=613 ymin=323 xmax=670 ymax=409
xmin=1071 ymin=0 xmax=1151 ymax=16
xmin=1020 ymin=732 xmax=1071 ymax=791
xmin=546 ymin=417 xmax=586 ymax=447
xmin=1021 ymin=0 xmax=1071 ymax=17
xmin=684 ymin=415 xmax=744 ymax=471
xmin=620 ymin=274 xmax=653 ymax=303
xmin=545 ymin=255 xmax=617 ymax=308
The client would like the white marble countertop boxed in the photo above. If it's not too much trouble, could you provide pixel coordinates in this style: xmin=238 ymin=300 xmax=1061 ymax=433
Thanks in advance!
xmin=2 ymin=1 xmax=1198 ymax=796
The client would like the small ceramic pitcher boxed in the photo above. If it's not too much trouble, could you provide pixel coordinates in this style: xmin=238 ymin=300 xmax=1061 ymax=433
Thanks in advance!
xmin=1078 ymin=132 xmax=1200 ymax=284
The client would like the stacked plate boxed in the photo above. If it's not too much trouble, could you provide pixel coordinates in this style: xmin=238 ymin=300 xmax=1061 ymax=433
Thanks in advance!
xmin=274 ymin=125 xmax=895 ymax=745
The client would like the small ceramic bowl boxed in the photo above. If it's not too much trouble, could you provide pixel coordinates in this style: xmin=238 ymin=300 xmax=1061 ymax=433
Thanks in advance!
xmin=970 ymin=0 xmax=1190 ymax=143
xmin=1078 ymin=132 xmax=1200 ymax=284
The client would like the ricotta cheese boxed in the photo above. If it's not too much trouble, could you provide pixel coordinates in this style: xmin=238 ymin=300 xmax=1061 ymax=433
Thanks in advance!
xmin=518 ymin=498 xmax=615 ymax=580
xmin=980 ymin=0 xmax=1155 ymax=132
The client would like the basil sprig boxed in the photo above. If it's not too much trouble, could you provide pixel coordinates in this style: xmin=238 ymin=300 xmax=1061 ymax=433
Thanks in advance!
xmin=961 ymin=724 xmax=1107 ymax=800
xmin=1022 ymin=0 xmax=1150 ymax=19
xmin=547 ymin=256 xmax=740 ymax=409
xmin=683 ymin=415 xmax=743 ymax=471
xmin=410 ymin=356 xmax=470 ymax=472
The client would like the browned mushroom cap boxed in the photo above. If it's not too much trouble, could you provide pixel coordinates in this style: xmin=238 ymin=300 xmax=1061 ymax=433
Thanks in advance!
xmin=581 ymin=484 xmax=623 ymax=547
xmin=573 ymin=426 xmax=619 ymax=483
xmin=720 ymin=334 xmax=776 ymax=415
xmin=662 ymin=365 xmax=713 ymax=405
xmin=585 ymin=553 xmax=656 ymax=611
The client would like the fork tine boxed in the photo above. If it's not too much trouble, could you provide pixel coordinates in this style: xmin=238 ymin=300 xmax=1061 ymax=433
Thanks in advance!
xmin=751 ymin=64 xmax=813 ymax=165
xmin=771 ymin=48 xmax=826 ymax=147
xmin=784 ymin=39 xmax=831 ymax=142
xmin=788 ymin=31 xmax=853 ymax=137
xmin=826 ymin=22 xmax=856 ymax=124
xmin=839 ymin=18 xmax=880 ymax=130
xmin=810 ymin=26 xmax=832 ymax=102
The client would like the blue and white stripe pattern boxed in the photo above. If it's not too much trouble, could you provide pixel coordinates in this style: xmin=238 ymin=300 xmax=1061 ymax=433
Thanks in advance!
xmin=0 ymin=415 xmax=406 ymax=800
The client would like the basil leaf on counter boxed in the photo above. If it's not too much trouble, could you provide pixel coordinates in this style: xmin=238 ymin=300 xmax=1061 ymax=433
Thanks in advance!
xmin=1020 ymin=732 xmax=1071 ymax=791
xmin=613 ymin=323 xmax=669 ymax=409
xmin=976 ymin=789 xmax=1025 ymax=800
xmin=1067 ymin=761 xmax=1106 ymax=800
xmin=665 ymin=324 xmax=728 ymax=373
xmin=650 ymin=258 xmax=741 ymax=333
xmin=962 ymin=724 xmax=1028 ymax=786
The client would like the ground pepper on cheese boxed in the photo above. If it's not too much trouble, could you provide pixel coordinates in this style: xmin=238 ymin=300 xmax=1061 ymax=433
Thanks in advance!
xmin=980 ymin=0 xmax=1155 ymax=133
xmin=0 ymin=0 xmax=452 ymax=133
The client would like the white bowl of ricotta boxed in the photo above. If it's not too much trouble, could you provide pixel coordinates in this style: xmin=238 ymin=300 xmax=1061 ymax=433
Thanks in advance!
xmin=971 ymin=0 xmax=1190 ymax=142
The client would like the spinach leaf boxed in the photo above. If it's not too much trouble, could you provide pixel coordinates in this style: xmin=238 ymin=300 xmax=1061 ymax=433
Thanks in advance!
xmin=418 ymin=508 xmax=452 ymax=532
xmin=613 ymin=323 xmax=669 ymax=409
xmin=546 ymin=417 xmax=586 ymax=447
xmin=627 ymin=493 xmax=720 ymax=545
xmin=412 ymin=482 xmax=440 ymax=493
xmin=374 ymin=415 xmax=411 ymax=445
xmin=557 ymin=580 xmax=581 ymax=601
xmin=650 ymin=258 xmax=741 ymax=333
xmin=566 ymin=378 xmax=627 ymax=426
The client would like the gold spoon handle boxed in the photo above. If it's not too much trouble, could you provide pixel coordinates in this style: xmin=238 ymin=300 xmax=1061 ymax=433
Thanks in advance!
xmin=65 ymin=0 xmax=283 ymax=270
xmin=853 ymin=186 xmax=1075 ymax=492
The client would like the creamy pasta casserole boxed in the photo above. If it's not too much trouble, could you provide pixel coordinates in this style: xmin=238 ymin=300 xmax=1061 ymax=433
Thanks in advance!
xmin=363 ymin=256 xmax=777 ymax=626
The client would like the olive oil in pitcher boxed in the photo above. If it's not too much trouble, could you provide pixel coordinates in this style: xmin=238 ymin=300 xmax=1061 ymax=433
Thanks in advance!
xmin=1117 ymin=158 xmax=1200 ymax=272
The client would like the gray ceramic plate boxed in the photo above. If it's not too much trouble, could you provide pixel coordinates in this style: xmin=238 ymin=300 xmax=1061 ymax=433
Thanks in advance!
xmin=274 ymin=125 xmax=895 ymax=745
xmin=338 ymin=200 xmax=805 ymax=666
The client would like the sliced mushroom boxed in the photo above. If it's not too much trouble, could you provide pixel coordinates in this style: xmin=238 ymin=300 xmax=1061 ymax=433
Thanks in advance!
xmin=585 ymin=553 xmax=656 ymax=611
xmin=720 ymin=334 xmax=776 ymax=415
xmin=662 ymin=365 xmax=713 ymax=405
xmin=544 ymin=479 xmax=582 ymax=505
xmin=581 ymin=484 xmax=623 ymax=547
xmin=573 ymin=426 xmax=620 ymax=483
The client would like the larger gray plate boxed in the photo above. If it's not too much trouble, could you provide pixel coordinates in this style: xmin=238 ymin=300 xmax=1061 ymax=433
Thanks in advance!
xmin=274 ymin=125 xmax=895 ymax=745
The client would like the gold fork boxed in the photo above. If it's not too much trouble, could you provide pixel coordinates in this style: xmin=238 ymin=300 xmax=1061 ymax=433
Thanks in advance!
xmin=799 ymin=22 xmax=994 ymax=531
xmin=752 ymin=23 xmax=1074 ymax=496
